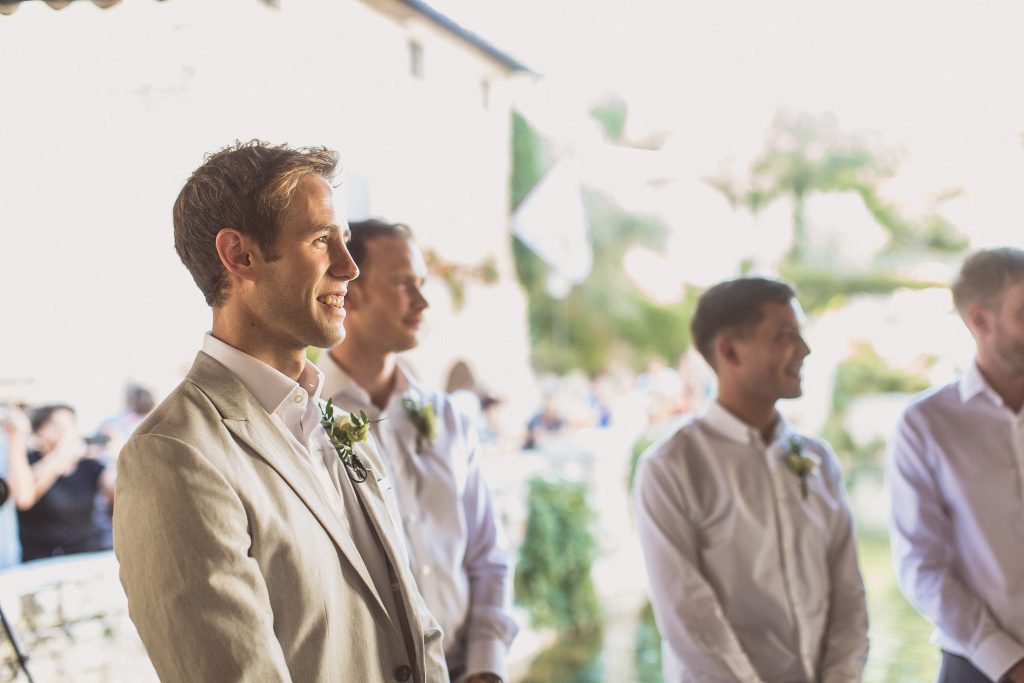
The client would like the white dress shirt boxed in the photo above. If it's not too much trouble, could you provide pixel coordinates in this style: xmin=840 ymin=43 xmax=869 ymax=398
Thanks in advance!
xmin=633 ymin=401 xmax=868 ymax=683
xmin=888 ymin=360 xmax=1024 ymax=681
xmin=320 ymin=355 xmax=517 ymax=682
xmin=202 ymin=334 xmax=400 ymax=623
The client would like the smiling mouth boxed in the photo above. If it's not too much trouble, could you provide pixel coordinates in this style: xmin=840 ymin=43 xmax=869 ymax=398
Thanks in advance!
xmin=317 ymin=295 xmax=344 ymax=309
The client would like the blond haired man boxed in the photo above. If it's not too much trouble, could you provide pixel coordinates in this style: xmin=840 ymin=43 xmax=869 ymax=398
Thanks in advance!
xmin=889 ymin=247 xmax=1024 ymax=683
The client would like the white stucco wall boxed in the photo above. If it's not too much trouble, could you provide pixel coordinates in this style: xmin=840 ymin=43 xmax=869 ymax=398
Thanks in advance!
xmin=0 ymin=0 xmax=536 ymax=429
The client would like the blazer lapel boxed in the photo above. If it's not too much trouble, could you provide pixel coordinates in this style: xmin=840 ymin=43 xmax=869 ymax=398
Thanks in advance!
xmin=187 ymin=353 xmax=390 ymax=620
xmin=351 ymin=439 xmax=425 ymax=669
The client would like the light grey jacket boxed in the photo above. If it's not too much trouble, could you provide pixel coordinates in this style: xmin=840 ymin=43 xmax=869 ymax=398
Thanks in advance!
xmin=113 ymin=352 xmax=448 ymax=682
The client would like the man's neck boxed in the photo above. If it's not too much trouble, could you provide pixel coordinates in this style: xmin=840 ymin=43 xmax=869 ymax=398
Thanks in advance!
xmin=211 ymin=312 xmax=305 ymax=381
xmin=716 ymin=389 xmax=778 ymax=443
xmin=329 ymin=343 xmax=397 ymax=410
xmin=976 ymin=356 xmax=1024 ymax=413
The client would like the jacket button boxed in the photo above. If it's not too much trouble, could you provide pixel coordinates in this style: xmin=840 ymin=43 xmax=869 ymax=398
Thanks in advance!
xmin=394 ymin=665 xmax=412 ymax=681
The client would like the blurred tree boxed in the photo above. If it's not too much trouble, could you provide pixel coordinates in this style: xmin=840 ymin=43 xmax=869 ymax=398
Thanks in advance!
xmin=518 ymin=625 xmax=604 ymax=683
xmin=633 ymin=601 xmax=663 ymax=683
xmin=710 ymin=111 xmax=968 ymax=313
xmin=516 ymin=477 xmax=602 ymax=632
xmin=590 ymin=96 xmax=628 ymax=143
xmin=510 ymin=109 xmax=697 ymax=373
xmin=513 ymin=192 xmax=698 ymax=374
xmin=822 ymin=342 xmax=935 ymax=486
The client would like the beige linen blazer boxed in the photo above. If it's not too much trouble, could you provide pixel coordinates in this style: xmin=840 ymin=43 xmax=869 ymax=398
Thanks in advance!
xmin=113 ymin=352 xmax=448 ymax=683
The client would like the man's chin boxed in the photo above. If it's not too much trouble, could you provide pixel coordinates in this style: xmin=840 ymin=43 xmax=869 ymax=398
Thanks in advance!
xmin=309 ymin=326 xmax=345 ymax=350
xmin=781 ymin=384 xmax=803 ymax=400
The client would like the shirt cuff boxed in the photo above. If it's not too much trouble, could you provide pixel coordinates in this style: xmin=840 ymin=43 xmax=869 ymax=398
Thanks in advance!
xmin=973 ymin=631 xmax=1024 ymax=681
xmin=462 ymin=637 xmax=508 ymax=682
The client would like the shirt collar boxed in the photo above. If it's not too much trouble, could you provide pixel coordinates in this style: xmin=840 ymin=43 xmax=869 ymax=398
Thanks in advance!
xmin=704 ymin=400 xmax=790 ymax=448
xmin=318 ymin=351 xmax=416 ymax=411
xmin=202 ymin=333 xmax=324 ymax=416
xmin=959 ymin=359 xmax=1003 ymax=406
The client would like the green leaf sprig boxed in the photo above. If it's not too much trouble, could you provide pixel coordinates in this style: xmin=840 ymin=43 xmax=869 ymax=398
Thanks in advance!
xmin=320 ymin=399 xmax=380 ymax=483
xmin=402 ymin=397 xmax=438 ymax=452
xmin=782 ymin=434 xmax=821 ymax=500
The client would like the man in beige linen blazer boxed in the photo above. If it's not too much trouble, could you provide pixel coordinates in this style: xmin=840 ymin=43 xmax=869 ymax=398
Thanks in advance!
xmin=114 ymin=141 xmax=447 ymax=682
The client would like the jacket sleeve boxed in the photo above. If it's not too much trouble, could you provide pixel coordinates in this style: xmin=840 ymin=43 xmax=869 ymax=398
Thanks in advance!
xmin=113 ymin=433 xmax=292 ymax=683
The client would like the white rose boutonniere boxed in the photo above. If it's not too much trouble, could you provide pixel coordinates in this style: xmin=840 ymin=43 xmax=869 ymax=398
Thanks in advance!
xmin=320 ymin=398 xmax=380 ymax=483
xmin=402 ymin=396 xmax=438 ymax=452
xmin=782 ymin=434 xmax=820 ymax=500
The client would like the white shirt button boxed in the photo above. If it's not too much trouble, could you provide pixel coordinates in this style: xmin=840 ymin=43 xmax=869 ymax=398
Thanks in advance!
xmin=421 ymin=564 xmax=433 ymax=577
xmin=294 ymin=394 xmax=305 ymax=403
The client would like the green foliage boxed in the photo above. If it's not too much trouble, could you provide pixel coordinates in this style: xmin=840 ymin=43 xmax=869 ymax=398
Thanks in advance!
xmin=512 ymin=190 xmax=697 ymax=374
xmin=710 ymin=110 xmax=969 ymax=303
xmin=858 ymin=533 xmax=940 ymax=682
xmin=823 ymin=342 xmax=933 ymax=484
xmin=633 ymin=601 xmax=663 ymax=683
xmin=779 ymin=261 xmax=944 ymax=315
xmin=511 ymin=111 xmax=554 ymax=211
xmin=518 ymin=624 xmax=605 ymax=683
xmin=590 ymin=97 xmax=628 ymax=142
xmin=305 ymin=346 xmax=322 ymax=363
xmin=832 ymin=343 xmax=933 ymax=413
xmin=516 ymin=477 xmax=602 ymax=632
xmin=820 ymin=412 xmax=887 ymax=489
xmin=627 ymin=433 xmax=656 ymax=494
xmin=511 ymin=108 xmax=698 ymax=374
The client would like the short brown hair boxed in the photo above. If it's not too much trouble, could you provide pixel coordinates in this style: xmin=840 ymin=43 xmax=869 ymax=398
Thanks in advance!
xmin=690 ymin=277 xmax=795 ymax=368
xmin=173 ymin=140 xmax=340 ymax=306
xmin=952 ymin=247 xmax=1024 ymax=317
xmin=347 ymin=219 xmax=413 ymax=275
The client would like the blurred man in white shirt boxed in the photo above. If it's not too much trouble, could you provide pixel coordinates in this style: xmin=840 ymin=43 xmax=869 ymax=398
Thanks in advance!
xmin=889 ymin=247 xmax=1024 ymax=683
xmin=634 ymin=277 xmax=868 ymax=683
xmin=320 ymin=219 xmax=516 ymax=683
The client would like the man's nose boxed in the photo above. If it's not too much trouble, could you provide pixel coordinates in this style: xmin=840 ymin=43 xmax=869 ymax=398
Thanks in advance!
xmin=331 ymin=241 xmax=359 ymax=281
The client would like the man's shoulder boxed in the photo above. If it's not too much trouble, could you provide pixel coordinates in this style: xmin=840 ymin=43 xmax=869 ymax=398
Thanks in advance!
xmin=900 ymin=380 xmax=959 ymax=425
xmin=124 ymin=376 xmax=238 ymax=461
xmin=639 ymin=415 xmax=708 ymax=466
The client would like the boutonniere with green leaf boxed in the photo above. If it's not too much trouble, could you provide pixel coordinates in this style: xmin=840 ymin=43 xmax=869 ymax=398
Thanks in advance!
xmin=782 ymin=434 xmax=820 ymax=500
xmin=402 ymin=396 xmax=438 ymax=452
xmin=320 ymin=399 xmax=380 ymax=483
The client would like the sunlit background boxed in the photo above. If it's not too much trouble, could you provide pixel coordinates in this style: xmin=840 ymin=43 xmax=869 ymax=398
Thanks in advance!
xmin=2 ymin=0 xmax=1023 ymax=681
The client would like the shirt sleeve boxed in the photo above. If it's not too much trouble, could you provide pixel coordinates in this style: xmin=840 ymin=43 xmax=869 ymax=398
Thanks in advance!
xmin=633 ymin=446 xmax=765 ymax=683
xmin=815 ymin=443 xmax=869 ymax=683
xmin=113 ymin=433 xmax=292 ymax=683
xmin=458 ymin=409 xmax=518 ymax=682
xmin=888 ymin=408 xmax=1024 ymax=681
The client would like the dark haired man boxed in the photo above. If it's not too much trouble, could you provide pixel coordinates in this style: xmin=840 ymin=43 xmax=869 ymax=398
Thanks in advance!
xmin=634 ymin=277 xmax=868 ymax=682
xmin=114 ymin=142 xmax=447 ymax=682
xmin=889 ymin=247 xmax=1024 ymax=683
xmin=319 ymin=219 xmax=516 ymax=683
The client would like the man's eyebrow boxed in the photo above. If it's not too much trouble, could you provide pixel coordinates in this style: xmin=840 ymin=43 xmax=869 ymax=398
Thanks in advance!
xmin=307 ymin=223 xmax=342 ymax=235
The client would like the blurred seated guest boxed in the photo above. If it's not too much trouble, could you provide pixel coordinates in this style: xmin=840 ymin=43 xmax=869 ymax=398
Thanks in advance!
xmin=1 ymin=405 xmax=34 ymax=568
xmin=17 ymin=404 xmax=115 ymax=561
xmin=523 ymin=395 xmax=565 ymax=450
xmin=97 ymin=383 xmax=155 ymax=457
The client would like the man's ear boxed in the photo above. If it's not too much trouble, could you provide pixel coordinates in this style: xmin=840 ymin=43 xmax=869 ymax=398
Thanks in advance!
xmin=214 ymin=228 xmax=257 ymax=283
xmin=966 ymin=302 xmax=992 ymax=337
xmin=714 ymin=334 xmax=740 ymax=368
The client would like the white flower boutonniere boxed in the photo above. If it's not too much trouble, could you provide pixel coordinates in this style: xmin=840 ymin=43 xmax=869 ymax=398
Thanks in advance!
xmin=320 ymin=399 xmax=379 ymax=483
xmin=782 ymin=434 xmax=820 ymax=500
xmin=402 ymin=397 xmax=438 ymax=452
